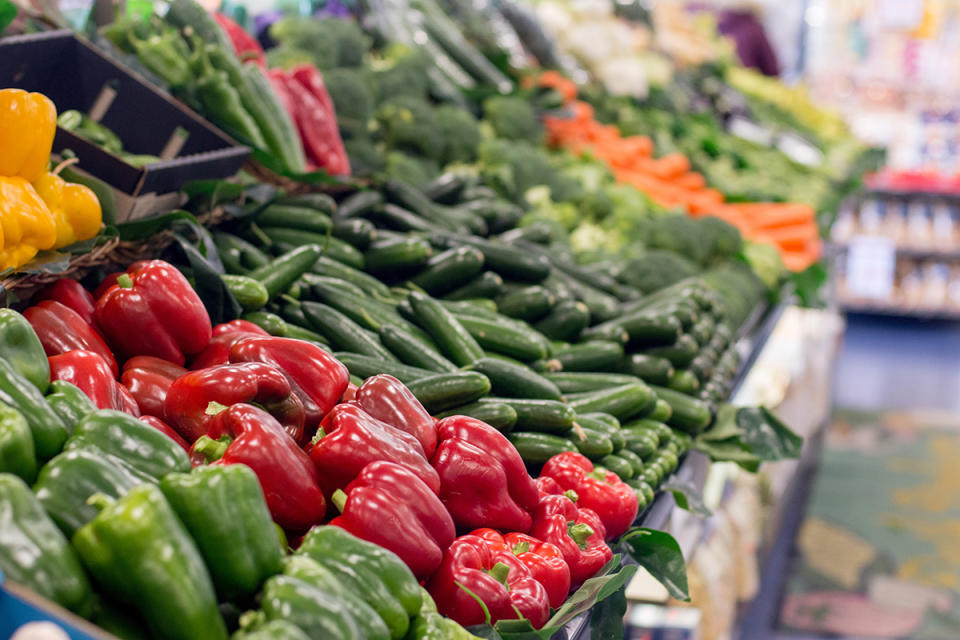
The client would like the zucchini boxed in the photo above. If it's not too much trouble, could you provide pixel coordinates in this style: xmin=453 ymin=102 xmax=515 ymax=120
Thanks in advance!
xmin=508 ymin=432 xmax=578 ymax=464
xmin=410 ymin=246 xmax=485 ymax=296
xmin=332 ymin=218 xmax=376 ymax=250
xmin=545 ymin=372 xmax=641 ymax=394
xmin=364 ymin=237 xmax=433 ymax=274
xmin=465 ymin=358 xmax=562 ymax=401
xmin=537 ymin=341 xmax=623 ymax=373
xmin=566 ymin=383 xmax=654 ymax=421
xmin=572 ymin=427 xmax=614 ymax=460
xmin=533 ymin=300 xmax=590 ymax=342
xmin=596 ymin=454 xmax=634 ymax=480
xmin=495 ymin=286 xmax=556 ymax=321
xmin=222 ymin=274 xmax=269 ymax=311
xmin=616 ymin=448 xmax=645 ymax=477
xmin=309 ymin=256 xmax=394 ymax=300
xmin=379 ymin=324 xmax=458 ymax=373
xmin=408 ymin=292 xmax=485 ymax=366
xmin=334 ymin=352 xmax=433 ymax=383
xmin=246 ymin=244 xmax=321 ymax=299
xmin=435 ymin=233 xmax=551 ymax=282
xmin=481 ymin=397 xmax=574 ymax=435
xmin=648 ymin=386 xmax=712 ymax=434
xmin=256 ymin=204 xmax=332 ymax=234
xmin=454 ymin=314 xmax=550 ymax=362
xmin=278 ymin=192 xmax=336 ymax=214
xmin=405 ymin=372 xmax=491 ymax=413
xmin=667 ymin=369 xmax=700 ymax=395
xmin=334 ymin=190 xmax=383 ymax=220
xmin=647 ymin=399 xmax=672 ymax=423
xmin=435 ymin=401 xmax=517 ymax=433
xmin=643 ymin=334 xmax=699 ymax=368
xmin=242 ymin=311 xmax=288 ymax=336
xmin=444 ymin=271 xmax=504 ymax=301
xmin=301 ymin=302 xmax=396 ymax=361
xmin=618 ymin=354 xmax=674 ymax=386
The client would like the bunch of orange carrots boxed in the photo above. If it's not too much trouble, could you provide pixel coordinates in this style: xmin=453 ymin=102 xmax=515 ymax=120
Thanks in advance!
xmin=536 ymin=72 xmax=821 ymax=271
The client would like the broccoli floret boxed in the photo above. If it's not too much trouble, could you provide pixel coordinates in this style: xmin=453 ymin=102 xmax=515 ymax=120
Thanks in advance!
xmin=375 ymin=96 xmax=444 ymax=162
xmin=642 ymin=215 xmax=711 ymax=266
xmin=269 ymin=17 xmax=369 ymax=69
xmin=482 ymin=96 xmax=543 ymax=144
xmin=369 ymin=46 xmax=431 ymax=104
xmin=618 ymin=250 xmax=700 ymax=293
xmin=344 ymin=137 xmax=384 ymax=176
xmin=323 ymin=67 xmax=374 ymax=137
xmin=434 ymin=105 xmax=480 ymax=165
xmin=477 ymin=138 xmax=571 ymax=202
xmin=697 ymin=215 xmax=743 ymax=262
xmin=383 ymin=151 xmax=439 ymax=188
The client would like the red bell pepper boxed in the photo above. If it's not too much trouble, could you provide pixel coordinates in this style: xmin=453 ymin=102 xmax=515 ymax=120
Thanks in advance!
xmin=309 ymin=403 xmax=439 ymax=497
xmin=431 ymin=416 xmax=539 ymax=533
xmin=229 ymin=336 xmax=349 ymax=437
xmin=540 ymin=452 xmax=639 ymax=540
xmin=213 ymin=13 xmax=267 ymax=67
xmin=120 ymin=356 xmax=188 ymax=419
xmin=164 ymin=362 xmax=306 ymax=444
xmin=329 ymin=460 xmax=455 ymax=580
xmin=24 ymin=300 xmax=118 ymax=377
xmin=48 ymin=350 xmax=139 ymax=416
xmin=471 ymin=528 xmax=571 ymax=609
xmin=33 ymin=278 xmax=98 ymax=328
xmin=190 ymin=320 xmax=269 ymax=370
xmin=94 ymin=260 xmax=212 ymax=366
xmin=340 ymin=381 xmax=358 ymax=403
xmin=193 ymin=403 xmax=326 ymax=532
xmin=139 ymin=415 xmax=190 ymax=453
xmin=93 ymin=272 xmax=122 ymax=299
xmin=286 ymin=66 xmax=351 ymax=175
xmin=529 ymin=493 xmax=611 ymax=588
xmin=354 ymin=374 xmax=437 ymax=457
xmin=427 ymin=534 xmax=550 ymax=629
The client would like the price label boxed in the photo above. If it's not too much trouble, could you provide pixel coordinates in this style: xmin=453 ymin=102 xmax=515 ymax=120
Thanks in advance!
xmin=846 ymin=235 xmax=896 ymax=300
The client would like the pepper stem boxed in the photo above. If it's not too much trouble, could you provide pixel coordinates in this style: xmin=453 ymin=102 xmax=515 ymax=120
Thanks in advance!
xmin=51 ymin=156 xmax=79 ymax=177
xmin=331 ymin=489 xmax=348 ymax=514
xmin=193 ymin=435 xmax=231 ymax=462
xmin=564 ymin=490 xmax=579 ymax=503
xmin=205 ymin=401 xmax=229 ymax=416
xmin=486 ymin=561 xmax=511 ymax=585
xmin=238 ymin=610 xmax=266 ymax=630
xmin=116 ymin=274 xmax=134 ymax=289
xmin=512 ymin=541 xmax=530 ymax=555
xmin=86 ymin=492 xmax=115 ymax=512
xmin=310 ymin=427 xmax=325 ymax=446
xmin=568 ymin=522 xmax=594 ymax=550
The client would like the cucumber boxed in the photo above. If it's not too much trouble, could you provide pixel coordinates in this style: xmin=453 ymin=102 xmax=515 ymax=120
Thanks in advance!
xmin=335 ymin=190 xmax=383 ymax=220
xmin=445 ymin=271 xmax=504 ymax=301
xmin=301 ymin=302 xmax=396 ymax=361
xmin=435 ymin=233 xmax=551 ymax=282
xmin=422 ymin=172 xmax=467 ymax=203
xmin=278 ymin=192 xmax=336 ymax=214
xmin=633 ymin=478 xmax=655 ymax=506
xmin=282 ymin=323 xmax=329 ymax=345
xmin=438 ymin=299 xmax=499 ymax=316
xmin=617 ymin=311 xmax=684 ymax=346
xmin=364 ymin=237 xmax=433 ymax=274
xmin=688 ymin=352 xmax=716 ymax=382
xmin=465 ymin=358 xmax=562 ymax=401
xmin=647 ymin=399 xmax=672 ymax=423
xmin=508 ymin=432 xmax=578 ymax=464
xmin=454 ymin=314 xmax=550 ymax=362
xmin=656 ymin=450 xmax=679 ymax=475
xmin=246 ymin=244 xmax=322 ymax=299
xmin=643 ymin=334 xmax=699 ymax=368
xmin=641 ymin=462 xmax=663 ymax=488
xmin=545 ymin=267 xmax=621 ymax=323
xmin=408 ymin=291 xmax=485 ymax=367
xmin=222 ymin=274 xmax=269 ymax=311
xmin=621 ymin=429 xmax=658 ymax=458
xmin=213 ymin=231 xmax=270 ymax=274
xmin=383 ymin=179 xmax=465 ymax=232
xmin=566 ymin=383 xmax=654 ymax=421
xmin=495 ymin=286 xmax=556 ymax=321
xmin=667 ymin=369 xmax=700 ymax=395
xmin=332 ymin=218 xmax=376 ymax=250
xmin=379 ymin=324 xmax=458 ymax=373
xmin=538 ymin=341 xmax=623 ymax=373
xmin=334 ymin=352 xmax=433 ymax=383
xmin=574 ymin=415 xmax=624 ymax=451
xmin=622 ymin=419 xmax=665 ymax=446
xmin=435 ymin=401 xmax=517 ymax=433
xmin=596 ymin=454 xmax=634 ymax=480
xmin=674 ymin=432 xmax=693 ymax=455
xmin=648 ymin=386 xmax=712 ymax=434
xmin=376 ymin=203 xmax=434 ymax=233
xmin=308 ymin=279 xmax=411 ymax=333
xmin=577 ymin=322 xmax=629 ymax=345
xmin=545 ymin=372 xmax=642 ymax=394
xmin=410 ymin=247 xmax=485 ymax=296
xmin=572 ymin=427 xmax=614 ymax=460
xmin=242 ymin=311 xmax=288 ymax=336
xmin=581 ymin=412 xmax=621 ymax=430
xmin=306 ymin=275 xmax=365 ymax=297
xmin=690 ymin=315 xmax=715 ymax=346
xmin=309 ymin=256 xmax=394 ymax=300
xmin=405 ymin=372 xmax=491 ymax=413
xmin=481 ymin=397 xmax=574 ymax=434
xmin=618 ymin=354 xmax=674 ymax=386
xmin=616 ymin=448 xmax=645 ymax=476
xmin=261 ymin=227 xmax=364 ymax=270
xmin=256 ymin=204 xmax=332 ymax=234
xmin=533 ymin=300 xmax=590 ymax=342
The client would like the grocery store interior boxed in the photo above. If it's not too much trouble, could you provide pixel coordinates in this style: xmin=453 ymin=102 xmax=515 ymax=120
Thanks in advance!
xmin=1 ymin=0 xmax=959 ymax=639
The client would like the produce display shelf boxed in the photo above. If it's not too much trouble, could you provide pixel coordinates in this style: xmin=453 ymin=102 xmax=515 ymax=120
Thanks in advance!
xmin=828 ymin=241 xmax=960 ymax=261
xmin=839 ymin=302 xmax=960 ymax=321
xmin=862 ymin=185 xmax=960 ymax=200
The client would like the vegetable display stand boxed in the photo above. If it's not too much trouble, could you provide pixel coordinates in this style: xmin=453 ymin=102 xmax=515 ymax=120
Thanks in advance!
xmin=1 ymin=571 xmax=115 ymax=640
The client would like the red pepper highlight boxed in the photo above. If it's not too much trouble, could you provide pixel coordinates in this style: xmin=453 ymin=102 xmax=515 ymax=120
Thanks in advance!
xmin=121 ymin=356 xmax=188 ymax=419
xmin=355 ymin=374 xmax=437 ymax=457
xmin=24 ymin=300 xmax=118 ymax=377
xmin=471 ymin=528 xmax=571 ymax=609
xmin=49 ymin=350 xmax=139 ymax=416
xmin=32 ymin=278 xmax=98 ymax=328
xmin=529 ymin=493 xmax=612 ymax=589
xmin=190 ymin=320 xmax=269 ymax=370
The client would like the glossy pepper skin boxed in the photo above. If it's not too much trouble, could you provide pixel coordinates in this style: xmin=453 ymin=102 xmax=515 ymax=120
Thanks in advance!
xmin=45 ymin=379 xmax=97 ymax=431
xmin=49 ymin=350 xmax=139 ymax=416
xmin=235 ymin=620 xmax=310 ymax=640
xmin=139 ymin=415 xmax=190 ymax=452
xmin=431 ymin=416 xmax=539 ymax=532
xmin=540 ymin=452 xmax=639 ymax=540
xmin=121 ymin=356 xmax=188 ymax=419
xmin=529 ymin=492 xmax=612 ymax=588
xmin=230 ymin=335 xmax=349 ymax=436
xmin=165 ymin=362 xmax=306 ymax=443
xmin=24 ymin=299 xmax=118 ymax=376
xmin=0 ymin=308 xmax=50 ymax=392
xmin=408 ymin=588 xmax=483 ymax=640
xmin=257 ymin=575 xmax=362 ymax=640
xmin=355 ymin=374 xmax=437 ymax=457
xmin=471 ymin=528 xmax=571 ymax=609
xmin=0 ymin=89 xmax=57 ymax=181
xmin=72 ymin=484 xmax=228 ymax=640
xmin=190 ymin=319 xmax=268 ymax=369
xmin=427 ymin=534 xmax=551 ymax=629
xmin=0 ymin=403 xmax=37 ymax=483
xmin=0 ymin=176 xmax=58 ymax=270
xmin=95 ymin=259 xmax=212 ymax=365
xmin=0 ymin=358 xmax=67 ymax=461
xmin=329 ymin=460 xmax=455 ymax=580
xmin=65 ymin=409 xmax=191 ymax=480
xmin=0 ymin=474 xmax=93 ymax=616
xmin=33 ymin=278 xmax=98 ymax=328
xmin=33 ymin=447 xmax=152 ymax=537
xmin=31 ymin=171 xmax=102 ymax=249
xmin=309 ymin=403 xmax=439 ymax=498
xmin=193 ymin=403 xmax=326 ymax=532
xmin=297 ymin=526 xmax=422 ymax=640
xmin=160 ymin=464 xmax=285 ymax=602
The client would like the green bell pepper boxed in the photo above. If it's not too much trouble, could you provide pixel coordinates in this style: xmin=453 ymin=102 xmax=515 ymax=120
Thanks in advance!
xmin=91 ymin=598 xmax=150 ymax=640
xmin=160 ymin=465 xmax=285 ymax=602
xmin=234 ymin=620 xmax=311 ymax=640
xmin=0 ymin=402 xmax=36 ymax=482
xmin=0 ymin=308 xmax=50 ymax=392
xmin=46 ymin=380 xmax=97 ymax=433
xmin=72 ymin=484 xmax=227 ymax=640
xmin=34 ymin=447 xmax=152 ymax=537
xmin=296 ymin=526 xmax=422 ymax=640
xmin=0 ymin=358 xmax=67 ymax=461
xmin=64 ymin=410 xmax=190 ymax=479
xmin=283 ymin=555 xmax=391 ymax=640
xmin=257 ymin=575 xmax=361 ymax=640
xmin=0 ymin=473 xmax=93 ymax=616
xmin=403 ymin=588 xmax=480 ymax=640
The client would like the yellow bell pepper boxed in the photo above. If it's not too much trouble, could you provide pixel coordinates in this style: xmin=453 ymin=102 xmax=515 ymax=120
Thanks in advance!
xmin=0 ymin=89 xmax=58 ymax=183
xmin=0 ymin=177 xmax=58 ymax=271
xmin=32 ymin=172 xmax=103 ymax=249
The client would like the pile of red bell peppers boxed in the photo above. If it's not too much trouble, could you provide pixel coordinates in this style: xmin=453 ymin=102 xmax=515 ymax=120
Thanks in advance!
xmin=23 ymin=259 xmax=641 ymax=629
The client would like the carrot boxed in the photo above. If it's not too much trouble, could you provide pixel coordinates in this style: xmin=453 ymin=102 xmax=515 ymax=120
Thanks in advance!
xmin=650 ymin=153 xmax=690 ymax=180
xmin=755 ymin=223 xmax=820 ymax=251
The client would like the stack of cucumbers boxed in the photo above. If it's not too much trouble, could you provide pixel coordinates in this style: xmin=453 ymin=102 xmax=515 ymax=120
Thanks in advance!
xmin=211 ymin=175 xmax=763 ymax=512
